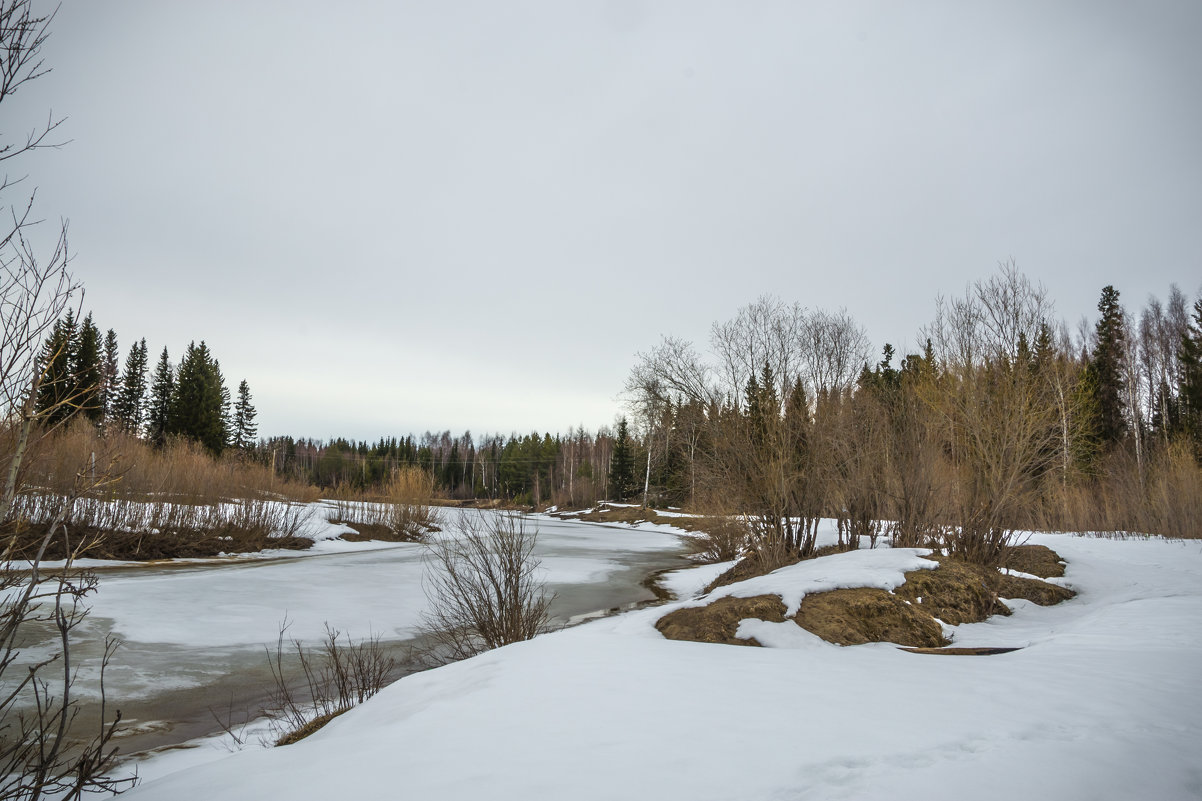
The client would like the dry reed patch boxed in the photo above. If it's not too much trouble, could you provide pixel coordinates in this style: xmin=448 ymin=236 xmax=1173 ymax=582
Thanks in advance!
xmin=655 ymin=595 xmax=787 ymax=646
xmin=792 ymin=588 xmax=947 ymax=648
xmin=1002 ymin=544 xmax=1066 ymax=578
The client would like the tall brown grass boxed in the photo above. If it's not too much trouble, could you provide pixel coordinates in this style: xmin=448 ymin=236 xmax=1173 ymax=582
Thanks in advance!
xmin=1037 ymin=445 xmax=1202 ymax=539
xmin=21 ymin=421 xmax=318 ymax=504
xmin=2 ymin=421 xmax=319 ymax=558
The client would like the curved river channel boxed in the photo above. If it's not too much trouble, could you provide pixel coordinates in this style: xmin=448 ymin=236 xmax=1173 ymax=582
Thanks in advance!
xmin=22 ymin=512 xmax=689 ymax=759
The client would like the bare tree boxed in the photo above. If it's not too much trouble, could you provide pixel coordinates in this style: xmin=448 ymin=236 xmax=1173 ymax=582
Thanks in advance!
xmin=922 ymin=265 xmax=1072 ymax=564
xmin=1 ymin=3 xmax=130 ymax=796
xmin=417 ymin=512 xmax=553 ymax=664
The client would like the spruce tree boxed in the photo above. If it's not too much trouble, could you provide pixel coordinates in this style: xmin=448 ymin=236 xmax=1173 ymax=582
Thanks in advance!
xmin=147 ymin=347 xmax=174 ymax=447
xmin=73 ymin=313 xmax=103 ymax=424
xmin=1090 ymin=285 xmax=1127 ymax=448
xmin=608 ymin=417 xmax=637 ymax=502
xmin=113 ymin=338 xmax=149 ymax=433
xmin=232 ymin=379 xmax=258 ymax=451
xmin=100 ymin=328 xmax=120 ymax=427
xmin=168 ymin=341 xmax=229 ymax=455
xmin=35 ymin=311 xmax=76 ymax=426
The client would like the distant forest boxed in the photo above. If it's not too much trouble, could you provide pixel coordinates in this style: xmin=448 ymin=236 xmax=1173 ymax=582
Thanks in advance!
xmin=252 ymin=269 xmax=1202 ymax=538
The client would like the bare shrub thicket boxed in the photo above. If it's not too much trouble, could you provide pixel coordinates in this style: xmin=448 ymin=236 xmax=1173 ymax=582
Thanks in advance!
xmin=922 ymin=265 xmax=1082 ymax=564
xmin=325 ymin=466 xmax=442 ymax=541
xmin=627 ymin=297 xmax=872 ymax=564
xmin=417 ymin=512 xmax=554 ymax=664
xmin=263 ymin=622 xmax=398 ymax=746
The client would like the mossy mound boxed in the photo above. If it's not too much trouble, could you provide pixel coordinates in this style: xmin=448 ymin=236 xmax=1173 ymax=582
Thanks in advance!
xmin=1002 ymin=544 xmax=1067 ymax=578
xmin=792 ymin=587 xmax=947 ymax=648
xmin=655 ymin=595 xmax=786 ymax=646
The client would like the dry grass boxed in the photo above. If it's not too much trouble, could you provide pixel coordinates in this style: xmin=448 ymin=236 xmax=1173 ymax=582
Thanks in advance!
xmin=655 ymin=595 xmax=786 ymax=646
xmin=325 ymin=467 xmax=443 ymax=542
xmin=792 ymin=587 xmax=947 ymax=648
xmin=658 ymin=547 xmax=1074 ymax=650
xmin=19 ymin=421 xmax=318 ymax=504
xmin=1 ymin=421 xmax=319 ymax=559
xmin=1038 ymin=444 xmax=1202 ymax=539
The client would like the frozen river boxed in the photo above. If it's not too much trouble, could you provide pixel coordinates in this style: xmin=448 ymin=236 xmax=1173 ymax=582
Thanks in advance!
xmin=20 ymin=511 xmax=689 ymax=757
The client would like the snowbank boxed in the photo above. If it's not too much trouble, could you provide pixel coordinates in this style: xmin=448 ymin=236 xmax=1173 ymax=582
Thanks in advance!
xmin=121 ymin=532 xmax=1202 ymax=800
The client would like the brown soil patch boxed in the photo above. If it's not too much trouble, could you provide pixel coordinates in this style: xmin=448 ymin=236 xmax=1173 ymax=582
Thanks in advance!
xmin=793 ymin=587 xmax=947 ymax=648
xmin=894 ymin=557 xmax=1012 ymax=625
xmin=571 ymin=505 xmax=660 ymax=525
xmin=703 ymin=555 xmax=797 ymax=595
xmin=655 ymin=595 xmax=786 ymax=646
xmin=1002 ymin=544 xmax=1066 ymax=578
xmin=657 ymin=547 xmax=1075 ymax=650
xmin=3 ymin=524 xmax=314 ymax=561
xmin=331 ymin=521 xmax=422 ymax=543
xmin=703 ymin=543 xmax=858 ymax=594
xmin=998 ymin=573 xmax=1075 ymax=605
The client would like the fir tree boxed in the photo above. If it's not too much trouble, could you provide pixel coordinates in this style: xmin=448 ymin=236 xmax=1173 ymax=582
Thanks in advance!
xmin=34 ymin=310 xmax=76 ymax=426
xmin=1089 ymin=285 xmax=1127 ymax=448
xmin=113 ymin=338 xmax=149 ymax=433
xmin=100 ymin=328 xmax=119 ymax=427
xmin=147 ymin=347 xmax=174 ymax=447
xmin=168 ymin=341 xmax=228 ymax=455
xmin=232 ymin=379 xmax=258 ymax=451
xmin=73 ymin=313 xmax=103 ymax=424
xmin=608 ymin=417 xmax=637 ymax=502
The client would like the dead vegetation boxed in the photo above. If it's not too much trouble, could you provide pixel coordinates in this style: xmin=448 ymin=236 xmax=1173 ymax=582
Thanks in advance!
xmin=325 ymin=466 xmax=443 ymax=543
xmin=657 ymin=546 xmax=1075 ymax=650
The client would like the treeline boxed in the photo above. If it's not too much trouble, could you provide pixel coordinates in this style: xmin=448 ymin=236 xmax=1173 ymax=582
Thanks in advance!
xmin=253 ymin=428 xmax=625 ymax=507
xmin=624 ymin=266 xmax=1202 ymax=564
xmin=35 ymin=310 xmax=258 ymax=455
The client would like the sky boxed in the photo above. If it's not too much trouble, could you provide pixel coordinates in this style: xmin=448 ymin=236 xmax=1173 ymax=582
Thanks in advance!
xmin=6 ymin=0 xmax=1201 ymax=440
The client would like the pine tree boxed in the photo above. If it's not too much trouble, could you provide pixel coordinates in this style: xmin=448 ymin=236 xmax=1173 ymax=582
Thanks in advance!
xmin=35 ymin=310 xmax=77 ymax=426
xmin=1089 ymin=285 xmax=1127 ymax=448
xmin=168 ymin=341 xmax=228 ymax=455
xmin=100 ymin=328 xmax=119 ymax=427
xmin=147 ymin=347 xmax=174 ymax=447
xmin=232 ymin=379 xmax=258 ymax=451
xmin=608 ymin=417 xmax=637 ymax=502
xmin=73 ymin=313 xmax=103 ymax=424
xmin=113 ymin=338 xmax=149 ymax=433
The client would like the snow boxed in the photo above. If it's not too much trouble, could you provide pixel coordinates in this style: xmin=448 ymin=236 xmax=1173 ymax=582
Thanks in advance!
xmin=704 ymin=546 xmax=937 ymax=615
xmin=657 ymin=559 xmax=735 ymax=600
xmin=115 ymin=531 xmax=1202 ymax=800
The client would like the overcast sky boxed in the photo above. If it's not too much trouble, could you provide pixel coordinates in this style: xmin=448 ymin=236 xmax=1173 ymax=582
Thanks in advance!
xmin=8 ymin=0 xmax=1201 ymax=440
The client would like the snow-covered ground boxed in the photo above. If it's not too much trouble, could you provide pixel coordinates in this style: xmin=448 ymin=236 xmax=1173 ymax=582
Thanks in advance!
xmin=119 ymin=531 xmax=1202 ymax=800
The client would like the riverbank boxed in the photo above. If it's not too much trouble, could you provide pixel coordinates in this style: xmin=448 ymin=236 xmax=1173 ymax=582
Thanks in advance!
xmin=118 ymin=529 xmax=1202 ymax=801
